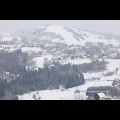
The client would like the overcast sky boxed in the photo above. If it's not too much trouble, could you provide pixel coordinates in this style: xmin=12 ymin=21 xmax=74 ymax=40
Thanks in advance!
xmin=0 ymin=20 xmax=120 ymax=35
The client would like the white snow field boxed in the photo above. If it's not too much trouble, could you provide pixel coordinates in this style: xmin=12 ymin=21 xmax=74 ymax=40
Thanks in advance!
xmin=18 ymin=59 xmax=120 ymax=100
xmin=45 ymin=26 xmax=80 ymax=45
xmin=44 ymin=25 xmax=120 ymax=47
xmin=84 ymin=59 xmax=120 ymax=81
xmin=105 ymin=59 xmax=120 ymax=72
xmin=1 ymin=25 xmax=120 ymax=47
xmin=33 ymin=55 xmax=53 ymax=68
xmin=78 ymin=31 xmax=120 ymax=47
xmin=1 ymin=37 xmax=13 ymax=42
xmin=8 ymin=25 xmax=120 ymax=100
xmin=61 ymin=58 xmax=91 ymax=65
xmin=18 ymin=80 xmax=112 ymax=100
xmin=21 ymin=47 xmax=42 ymax=53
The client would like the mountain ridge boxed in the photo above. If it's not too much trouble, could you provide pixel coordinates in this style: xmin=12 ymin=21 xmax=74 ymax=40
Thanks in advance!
xmin=0 ymin=25 xmax=120 ymax=47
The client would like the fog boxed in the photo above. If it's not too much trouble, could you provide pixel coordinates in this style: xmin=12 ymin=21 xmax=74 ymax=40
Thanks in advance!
xmin=0 ymin=20 xmax=120 ymax=35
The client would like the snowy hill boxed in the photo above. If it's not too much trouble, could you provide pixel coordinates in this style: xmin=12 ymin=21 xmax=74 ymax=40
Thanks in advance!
xmin=43 ymin=25 xmax=120 ymax=46
xmin=8 ymin=25 xmax=120 ymax=47
xmin=1 ymin=25 xmax=120 ymax=69
xmin=1 ymin=25 xmax=120 ymax=100
xmin=45 ymin=26 xmax=80 ymax=45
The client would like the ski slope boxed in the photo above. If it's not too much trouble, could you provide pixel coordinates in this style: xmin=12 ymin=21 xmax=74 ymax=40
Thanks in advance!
xmin=45 ymin=26 xmax=81 ymax=45
xmin=44 ymin=25 xmax=120 ymax=46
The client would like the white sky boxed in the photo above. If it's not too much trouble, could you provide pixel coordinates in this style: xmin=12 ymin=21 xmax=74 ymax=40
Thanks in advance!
xmin=0 ymin=20 xmax=120 ymax=35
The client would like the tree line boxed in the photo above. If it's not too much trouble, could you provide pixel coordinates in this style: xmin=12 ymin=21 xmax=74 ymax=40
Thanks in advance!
xmin=0 ymin=50 xmax=107 ymax=99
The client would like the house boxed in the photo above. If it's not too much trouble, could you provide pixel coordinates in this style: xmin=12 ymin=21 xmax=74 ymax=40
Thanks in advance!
xmin=94 ymin=93 xmax=107 ymax=100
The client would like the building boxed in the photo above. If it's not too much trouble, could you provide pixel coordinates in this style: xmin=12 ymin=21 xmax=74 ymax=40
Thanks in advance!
xmin=74 ymin=88 xmax=80 ymax=100
xmin=94 ymin=93 xmax=107 ymax=100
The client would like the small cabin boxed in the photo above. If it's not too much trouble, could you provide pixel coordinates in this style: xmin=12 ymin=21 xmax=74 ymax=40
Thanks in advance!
xmin=94 ymin=93 xmax=107 ymax=100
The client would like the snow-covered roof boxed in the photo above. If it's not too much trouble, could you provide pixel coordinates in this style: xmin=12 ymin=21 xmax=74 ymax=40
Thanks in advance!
xmin=97 ymin=93 xmax=106 ymax=98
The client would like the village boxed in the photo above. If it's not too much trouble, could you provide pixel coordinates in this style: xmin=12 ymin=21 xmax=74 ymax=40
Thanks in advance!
xmin=15 ymin=40 xmax=120 ymax=100
xmin=1 ymin=26 xmax=120 ymax=100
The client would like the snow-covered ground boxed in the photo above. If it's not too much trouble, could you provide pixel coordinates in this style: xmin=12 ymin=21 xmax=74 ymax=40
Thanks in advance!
xmin=61 ymin=58 xmax=91 ymax=65
xmin=45 ymin=26 xmax=81 ymax=45
xmin=78 ymin=31 xmax=120 ymax=47
xmin=1 ymin=25 xmax=120 ymax=47
xmin=51 ymin=38 xmax=64 ymax=43
xmin=1 ymin=25 xmax=120 ymax=100
xmin=18 ymin=58 xmax=120 ymax=100
xmin=18 ymin=80 xmax=112 ymax=100
xmin=84 ymin=59 xmax=120 ymax=81
xmin=1 ymin=37 xmax=13 ymax=42
xmin=105 ymin=59 xmax=120 ymax=72
xmin=21 ymin=47 xmax=42 ymax=53
xmin=33 ymin=55 xmax=53 ymax=68
xmin=44 ymin=25 xmax=120 ymax=47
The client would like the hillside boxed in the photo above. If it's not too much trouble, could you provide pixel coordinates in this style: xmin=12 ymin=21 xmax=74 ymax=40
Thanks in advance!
xmin=1 ymin=25 xmax=120 ymax=100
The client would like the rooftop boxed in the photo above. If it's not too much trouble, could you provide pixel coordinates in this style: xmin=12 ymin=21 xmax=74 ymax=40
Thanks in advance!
xmin=97 ymin=93 xmax=106 ymax=98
